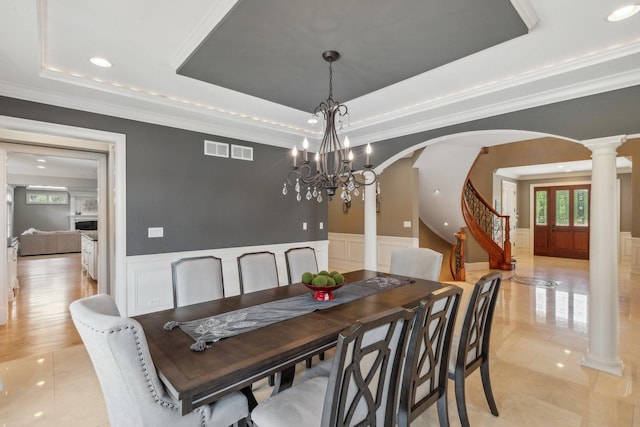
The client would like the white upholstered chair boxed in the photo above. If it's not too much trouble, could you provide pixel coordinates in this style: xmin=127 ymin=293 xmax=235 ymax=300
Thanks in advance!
xmin=171 ymin=256 xmax=225 ymax=307
xmin=390 ymin=247 xmax=443 ymax=281
xmin=398 ymin=285 xmax=462 ymax=427
xmin=284 ymin=247 xmax=318 ymax=284
xmin=449 ymin=272 xmax=502 ymax=427
xmin=237 ymin=251 xmax=279 ymax=294
xmin=70 ymin=294 xmax=249 ymax=427
xmin=250 ymin=307 xmax=414 ymax=427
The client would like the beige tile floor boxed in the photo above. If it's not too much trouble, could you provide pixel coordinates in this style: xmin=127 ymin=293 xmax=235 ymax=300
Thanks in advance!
xmin=1 ymin=250 xmax=639 ymax=426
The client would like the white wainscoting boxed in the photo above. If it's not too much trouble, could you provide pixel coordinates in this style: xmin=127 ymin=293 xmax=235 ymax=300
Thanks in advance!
xmin=620 ymin=232 xmax=632 ymax=261
xmin=125 ymin=240 xmax=329 ymax=316
xmin=328 ymin=232 xmax=418 ymax=273
xmin=631 ymin=237 xmax=640 ymax=277
xmin=515 ymin=228 xmax=530 ymax=253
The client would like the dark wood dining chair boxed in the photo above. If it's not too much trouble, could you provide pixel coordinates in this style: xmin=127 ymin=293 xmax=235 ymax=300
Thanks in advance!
xmin=250 ymin=307 xmax=414 ymax=427
xmin=398 ymin=285 xmax=462 ymax=427
xmin=449 ymin=272 xmax=502 ymax=427
xmin=171 ymin=255 xmax=224 ymax=307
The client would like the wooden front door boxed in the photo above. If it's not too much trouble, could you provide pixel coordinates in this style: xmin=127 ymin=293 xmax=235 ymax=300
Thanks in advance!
xmin=533 ymin=185 xmax=590 ymax=259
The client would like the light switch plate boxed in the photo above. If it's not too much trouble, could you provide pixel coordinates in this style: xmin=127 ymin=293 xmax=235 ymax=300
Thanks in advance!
xmin=303 ymin=222 xmax=308 ymax=230
xmin=319 ymin=222 xmax=324 ymax=230
xmin=148 ymin=227 xmax=163 ymax=238
xmin=403 ymin=221 xmax=412 ymax=228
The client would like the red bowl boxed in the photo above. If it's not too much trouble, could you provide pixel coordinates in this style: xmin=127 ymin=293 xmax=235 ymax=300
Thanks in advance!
xmin=303 ymin=281 xmax=345 ymax=301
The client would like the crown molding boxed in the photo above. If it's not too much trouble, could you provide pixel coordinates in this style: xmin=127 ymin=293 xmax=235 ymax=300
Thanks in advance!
xmin=509 ymin=0 xmax=539 ymax=30
xmin=0 ymin=81 xmax=300 ymax=149
xmin=350 ymin=67 xmax=640 ymax=145
xmin=169 ymin=0 xmax=240 ymax=71
xmin=351 ymin=38 xmax=640 ymax=132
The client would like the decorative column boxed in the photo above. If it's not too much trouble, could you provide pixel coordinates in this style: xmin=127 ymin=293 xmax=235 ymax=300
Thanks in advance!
xmin=364 ymin=172 xmax=377 ymax=271
xmin=581 ymin=135 xmax=625 ymax=376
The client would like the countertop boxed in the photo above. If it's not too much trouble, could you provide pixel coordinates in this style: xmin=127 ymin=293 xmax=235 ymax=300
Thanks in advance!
xmin=81 ymin=231 xmax=98 ymax=241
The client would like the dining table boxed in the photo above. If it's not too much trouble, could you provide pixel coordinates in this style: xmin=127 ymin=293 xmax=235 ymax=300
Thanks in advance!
xmin=134 ymin=269 xmax=444 ymax=415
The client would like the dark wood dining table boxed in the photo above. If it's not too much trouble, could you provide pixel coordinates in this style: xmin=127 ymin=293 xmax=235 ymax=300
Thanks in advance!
xmin=134 ymin=270 xmax=444 ymax=415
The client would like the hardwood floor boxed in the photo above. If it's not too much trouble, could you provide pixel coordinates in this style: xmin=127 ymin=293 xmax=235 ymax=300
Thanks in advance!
xmin=0 ymin=253 xmax=97 ymax=363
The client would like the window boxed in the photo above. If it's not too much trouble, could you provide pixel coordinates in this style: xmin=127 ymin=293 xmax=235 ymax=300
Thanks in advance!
xmin=535 ymin=190 xmax=547 ymax=226
xmin=574 ymin=189 xmax=589 ymax=226
xmin=26 ymin=192 xmax=69 ymax=204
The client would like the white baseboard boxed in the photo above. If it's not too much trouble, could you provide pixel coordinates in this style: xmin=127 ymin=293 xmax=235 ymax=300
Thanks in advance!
xmin=328 ymin=233 xmax=418 ymax=274
xmin=125 ymin=240 xmax=329 ymax=316
xmin=464 ymin=262 xmax=490 ymax=271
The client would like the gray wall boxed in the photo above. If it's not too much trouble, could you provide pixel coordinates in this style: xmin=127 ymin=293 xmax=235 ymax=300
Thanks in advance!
xmin=13 ymin=187 xmax=70 ymax=234
xmin=0 ymin=96 xmax=326 ymax=256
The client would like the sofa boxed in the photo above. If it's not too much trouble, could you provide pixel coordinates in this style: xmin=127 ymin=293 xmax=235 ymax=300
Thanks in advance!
xmin=18 ymin=230 xmax=82 ymax=256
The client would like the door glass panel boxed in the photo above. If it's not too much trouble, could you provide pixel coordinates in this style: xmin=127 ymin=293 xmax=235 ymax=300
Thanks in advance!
xmin=535 ymin=191 xmax=547 ymax=226
xmin=574 ymin=189 xmax=589 ymax=226
xmin=556 ymin=190 xmax=569 ymax=226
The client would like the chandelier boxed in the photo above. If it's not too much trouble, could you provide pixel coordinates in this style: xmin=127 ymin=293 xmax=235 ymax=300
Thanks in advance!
xmin=282 ymin=50 xmax=377 ymax=203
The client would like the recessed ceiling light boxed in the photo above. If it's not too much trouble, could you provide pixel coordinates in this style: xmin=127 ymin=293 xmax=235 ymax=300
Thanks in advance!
xmin=89 ymin=57 xmax=112 ymax=68
xmin=607 ymin=4 xmax=640 ymax=21
xmin=37 ymin=158 xmax=46 ymax=163
xmin=557 ymin=165 xmax=564 ymax=168
xmin=37 ymin=165 xmax=45 ymax=169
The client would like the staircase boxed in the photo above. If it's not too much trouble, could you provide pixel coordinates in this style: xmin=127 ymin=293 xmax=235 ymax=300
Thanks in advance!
xmin=462 ymin=179 xmax=513 ymax=270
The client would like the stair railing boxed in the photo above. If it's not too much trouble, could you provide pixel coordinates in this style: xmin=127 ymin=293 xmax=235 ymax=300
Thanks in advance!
xmin=462 ymin=179 xmax=512 ymax=270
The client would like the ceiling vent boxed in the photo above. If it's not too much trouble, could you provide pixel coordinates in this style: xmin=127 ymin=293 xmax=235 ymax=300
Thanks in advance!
xmin=231 ymin=144 xmax=253 ymax=161
xmin=204 ymin=140 xmax=229 ymax=158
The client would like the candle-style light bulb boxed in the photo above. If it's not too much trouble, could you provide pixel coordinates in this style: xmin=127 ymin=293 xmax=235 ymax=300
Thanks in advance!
xmin=292 ymin=146 xmax=298 ymax=167
xmin=302 ymin=138 xmax=309 ymax=162
xmin=348 ymin=150 xmax=354 ymax=162
xmin=343 ymin=136 xmax=350 ymax=148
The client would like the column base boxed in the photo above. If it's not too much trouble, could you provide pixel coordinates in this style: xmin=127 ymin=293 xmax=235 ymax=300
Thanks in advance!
xmin=581 ymin=350 xmax=624 ymax=376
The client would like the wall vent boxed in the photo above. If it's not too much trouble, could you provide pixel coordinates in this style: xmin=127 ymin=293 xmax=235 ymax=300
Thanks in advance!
xmin=231 ymin=144 xmax=253 ymax=161
xmin=204 ymin=140 xmax=229 ymax=158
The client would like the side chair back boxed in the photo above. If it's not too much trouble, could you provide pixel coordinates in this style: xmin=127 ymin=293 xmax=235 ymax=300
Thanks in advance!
xmin=70 ymin=294 xmax=248 ymax=427
xmin=285 ymin=246 xmax=318 ymax=284
xmin=237 ymin=251 xmax=279 ymax=294
xmin=171 ymin=256 xmax=224 ymax=307
xmin=390 ymin=247 xmax=443 ymax=281
xmin=322 ymin=307 xmax=414 ymax=427
xmin=399 ymin=285 xmax=462 ymax=427
xmin=449 ymin=272 xmax=502 ymax=427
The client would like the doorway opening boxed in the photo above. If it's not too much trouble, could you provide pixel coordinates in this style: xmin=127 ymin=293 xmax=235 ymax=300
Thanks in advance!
xmin=534 ymin=184 xmax=591 ymax=260
xmin=0 ymin=116 xmax=126 ymax=327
